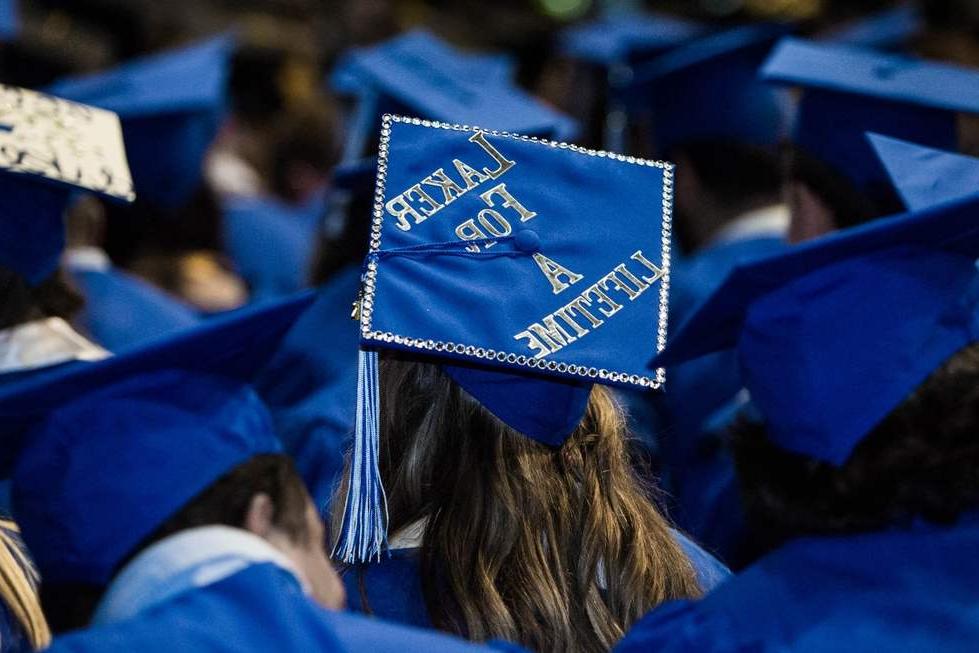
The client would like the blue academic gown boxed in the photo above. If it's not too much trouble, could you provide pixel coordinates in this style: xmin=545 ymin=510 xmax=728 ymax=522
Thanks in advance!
xmin=342 ymin=532 xmax=730 ymax=630
xmin=222 ymin=194 xmax=324 ymax=301
xmin=615 ymin=514 xmax=979 ymax=653
xmin=70 ymin=266 xmax=199 ymax=351
xmin=46 ymin=562 xmax=512 ymax=653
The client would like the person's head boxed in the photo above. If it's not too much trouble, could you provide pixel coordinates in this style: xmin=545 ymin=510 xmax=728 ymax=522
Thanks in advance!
xmin=0 ymin=266 xmax=84 ymax=331
xmin=41 ymin=454 xmax=343 ymax=634
xmin=268 ymin=100 xmax=343 ymax=205
xmin=334 ymin=356 xmax=701 ymax=653
xmin=732 ymin=341 xmax=979 ymax=550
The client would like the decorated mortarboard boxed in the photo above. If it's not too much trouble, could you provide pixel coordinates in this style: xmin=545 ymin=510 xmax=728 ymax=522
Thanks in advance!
xmin=558 ymin=11 xmax=708 ymax=66
xmin=868 ymin=133 xmax=979 ymax=211
xmin=330 ymin=30 xmax=577 ymax=163
xmin=47 ymin=34 xmax=234 ymax=208
xmin=0 ymin=0 xmax=18 ymax=41
xmin=822 ymin=2 xmax=921 ymax=51
xmin=0 ymin=84 xmax=134 ymax=285
xmin=614 ymin=23 xmax=792 ymax=155
xmin=654 ymin=191 xmax=979 ymax=466
xmin=2 ymin=291 xmax=314 ymax=585
xmin=332 ymin=114 xmax=674 ymax=562
xmin=761 ymin=37 xmax=979 ymax=194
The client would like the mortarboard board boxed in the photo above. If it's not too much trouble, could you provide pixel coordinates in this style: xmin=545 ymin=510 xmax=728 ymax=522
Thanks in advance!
xmin=2 ymin=291 xmax=314 ymax=586
xmin=654 ymin=191 xmax=979 ymax=466
xmin=0 ymin=84 xmax=134 ymax=285
xmin=333 ymin=114 xmax=674 ymax=561
xmin=822 ymin=3 xmax=921 ymax=51
xmin=868 ymin=132 xmax=979 ymax=211
xmin=330 ymin=30 xmax=578 ymax=163
xmin=614 ymin=23 xmax=792 ymax=155
xmin=761 ymin=37 xmax=979 ymax=194
xmin=47 ymin=34 xmax=234 ymax=209
xmin=558 ymin=11 xmax=708 ymax=67
xmin=0 ymin=0 xmax=17 ymax=41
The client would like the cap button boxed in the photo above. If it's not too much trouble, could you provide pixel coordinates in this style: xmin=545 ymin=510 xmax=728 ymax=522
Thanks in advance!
xmin=514 ymin=229 xmax=541 ymax=253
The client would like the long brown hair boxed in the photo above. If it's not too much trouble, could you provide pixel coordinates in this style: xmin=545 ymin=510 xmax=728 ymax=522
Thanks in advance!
xmin=333 ymin=357 xmax=701 ymax=652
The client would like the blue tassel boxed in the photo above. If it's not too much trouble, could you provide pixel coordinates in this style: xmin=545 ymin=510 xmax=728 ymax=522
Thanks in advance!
xmin=333 ymin=349 xmax=388 ymax=563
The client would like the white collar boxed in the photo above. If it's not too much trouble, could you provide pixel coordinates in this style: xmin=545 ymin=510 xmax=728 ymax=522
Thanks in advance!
xmin=62 ymin=246 xmax=112 ymax=272
xmin=0 ymin=318 xmax=108 ymax=374
xmin=94 ymin=526 xmax=309 ymax=626
xmin=708 ymin=204 xmax=789 ymax=247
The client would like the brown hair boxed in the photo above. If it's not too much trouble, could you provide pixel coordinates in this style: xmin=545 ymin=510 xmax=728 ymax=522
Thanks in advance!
xmin=733 ymin=342 xmax=979 ymax=550
xmin=333 ymin=357 xmax=701 ymax=653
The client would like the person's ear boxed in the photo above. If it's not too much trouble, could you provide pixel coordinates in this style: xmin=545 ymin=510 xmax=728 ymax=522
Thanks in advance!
xmin=243 ymin=493 xmax=276 ymax=538
xmin=786 ymin=179 xmax=836 ymax=244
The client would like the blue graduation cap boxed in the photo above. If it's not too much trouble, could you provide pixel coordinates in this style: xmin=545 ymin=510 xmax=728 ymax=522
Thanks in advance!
xmin=558 ymin=11 xmax=708 ymax=66
xmin=614 ymin=23 xmax=792 ymax=155
xmin=0 ymin=85 xmax=134 ymax=285
xmin=47 ymin=35 xmax=234 ymax=209
xmin=655 ymin=191 xmax=979 ymax=466
xmin=330 ymin=30 xmax=577 ymax=164
xmin=333 ymin=114 xmax=674 ymax=561
xmin=0 ymin=0 xmax=18 ymax=41
xmin=761 ymin=37 xmax=979 ymax=194
xmin=2 ymin=291 xmax=314 ymax=586
xmin=822 ymin=2 xmax=921 ymax=51
xmin=869 ymin=133 xmax=979 ymax=211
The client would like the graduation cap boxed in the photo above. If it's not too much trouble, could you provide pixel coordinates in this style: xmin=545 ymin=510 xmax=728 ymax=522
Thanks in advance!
xmin=0 ymin=0 xmax=17 ymax=41
xmin=614 ymin=23 xmax=792 ymax=155
xmin=0 ymin=84 xmax=134 ymax=285
xmin=2 ymin=291 xmax=314 ymax=586
xmin=558 ymin=11 xmax=708 ymax=66
xmin=822 ymin=2 xmax=921 ymax=51
xmin=332 ymin=114 xmax=674 ymax=562
xmin=655 ymin=191 xmax=979 ymax=466
xmin=761 ymin=37 xmax=979 ymax=194
xmin=869 ymin=133 xmax=979 ymax=211
xmin=329 ymin=30 xmax=577 ymax=164
xmin=47 ymin=34 xmax=234 ymax=209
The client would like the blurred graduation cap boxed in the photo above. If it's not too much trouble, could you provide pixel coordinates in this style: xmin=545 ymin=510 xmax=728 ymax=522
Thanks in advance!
xmin=0 ymin=84 xmax=134 ymax=285
xmin=822 ymin=2 xmax=921 ymax=51
xmin=761 ymin=37 xmax=979 ymax=195
xmin=330 ymin=30 xmax=577 ymax=164
xmin=333 ymin=114 xmax=674 ymax=561
xmin=0 ymin=0 xmax=17 ymax=41
xmin=2 ymin=291 xmax=314 ymax=586
xmin=869 ymin=133 xmax=979 ymax=211
xmin=614 ymin=23 xmax=792 ymax=156
xmin=655 ymin=191 xmax=979 ymax=466
xmin=559 ymin=11 xmax=708 ymax=67
xmin=47 ymin=34 xmax=234 ymax=209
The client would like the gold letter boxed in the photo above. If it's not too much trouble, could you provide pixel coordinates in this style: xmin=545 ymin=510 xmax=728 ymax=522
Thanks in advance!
xmin=421 ymin=168 xmax=467 ymax=205
xmin=469 ymin=130 xmax=515 ymax=179
xmin=584 ymin=283 xmax=623 ymax=318
xmin=386 ymin=194 xmax=426 ymax=231
xmin=566 ymin=296 xmax=605 ymax=328
xmin=452 ymin=158 xmax=490 ymax=189
xmin=477 ymin=208 xmax=512 ymax=238
xmin=405 ymin=184 xmax=444 ymax=216
xmin=455 ymin=219 xmax=487 ymax=253
xmin=599 ymin=270 xmax=642 ymax=301
xmin=528 ymin=315 xmax=577 ymax=353
xmin=532 ymin=253 xmax=584 ymax=295
xmin=553 ymin=305 xmax=591 ymax=337
xmin=514 ymin=330 xmax=551 ymax=358
xmin=630 ymin=250 xmax=665 ymax=284
xmin=613 ymin=263 xmax=650 ymax=297
xmin=480 ymin=183 xmax=537 ymax=223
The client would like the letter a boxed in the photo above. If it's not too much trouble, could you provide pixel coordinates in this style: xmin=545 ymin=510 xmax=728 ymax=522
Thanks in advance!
xmin=532 ymin=253 xmax=584 ymax=295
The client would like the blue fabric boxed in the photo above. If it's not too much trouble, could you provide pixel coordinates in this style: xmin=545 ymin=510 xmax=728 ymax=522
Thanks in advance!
xmin=222 ymin=193 xmax=324 ymax=301
xmin=47 ymin=35 xmax=233 ymax=208
xmin=256 ymin=267 xmax=363 ymax=509
xmin=363 ymin=118 xmax=671 ymax=443
xmin=823 ymin=3 xmax=921 ymax=51
xmin=70 ymin=266 xmax=199 ymax=351
xmin=343 ymin=535 xmax=729 ymax=629
xmin=0 ymin=172 xmax=71 ymax=285
xmin=869 ymin=133 xmax=979 ymax=211
xmin=0 ymin=0 xmax=17 ymax=41
xmin=656 ymin=192 xmax=979 ymax=465
xmin=618 ymin=24 xmax=791 ymax=153
xmin=0 ymin=293 xmax=314 ymax=584
xmin=761 ymin=38 xmax=976 ymax=190
xmin=615 ymin=514 xmax=979 ymax=653
xmin=46 ymin=562 xmax=497 ymax=653
xmin=559 ymin=11 xmax=707 ymax=65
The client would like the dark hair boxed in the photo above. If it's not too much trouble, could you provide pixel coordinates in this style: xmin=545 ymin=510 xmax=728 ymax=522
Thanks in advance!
xmin=784 ymin=144 xmax=903 ymax=231
xmin=0 ymin=267 xmax=85 ymax=330
xmin=733 ymin=342 xmax=979 ymax=551
xmin=269 ymin=101 xmax=342 ymax=203
xmin=41 ymin=454 xmax=310 ymax=634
